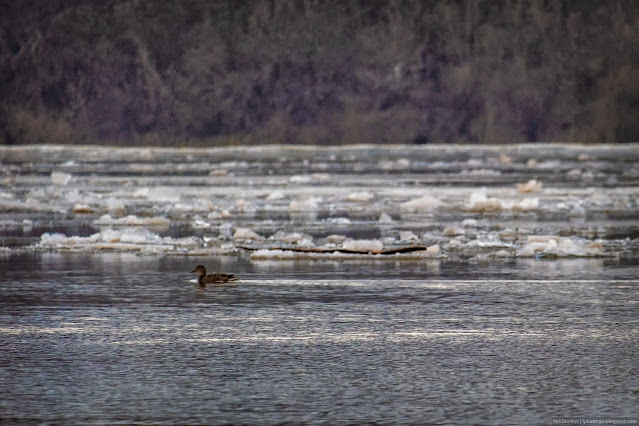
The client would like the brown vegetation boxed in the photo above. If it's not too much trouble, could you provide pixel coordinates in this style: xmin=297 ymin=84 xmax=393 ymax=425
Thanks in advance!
xmin=1 ymin=0 xmax=638 ymax=145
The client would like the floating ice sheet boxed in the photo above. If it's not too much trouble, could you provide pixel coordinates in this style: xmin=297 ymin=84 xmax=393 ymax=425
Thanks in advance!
xmin=0 ymin=143 xmax=636 ymax=261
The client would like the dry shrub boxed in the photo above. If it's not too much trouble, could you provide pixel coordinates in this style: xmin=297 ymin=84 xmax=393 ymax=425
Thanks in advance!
xmin=8 ymin=110 xmax=75 ymax=144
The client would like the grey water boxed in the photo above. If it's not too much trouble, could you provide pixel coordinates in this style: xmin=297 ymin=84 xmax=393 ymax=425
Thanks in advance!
xmin=2 ymin=253 xmax=639 ymax=424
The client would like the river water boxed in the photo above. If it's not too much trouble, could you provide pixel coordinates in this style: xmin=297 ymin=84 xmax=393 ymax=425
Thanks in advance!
xmin=1 ymin=144 xmax=638 ymax=424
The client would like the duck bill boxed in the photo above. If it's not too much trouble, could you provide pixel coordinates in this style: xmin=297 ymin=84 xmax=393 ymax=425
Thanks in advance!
xmin=190 ymin=269 xmax=197 ymax=273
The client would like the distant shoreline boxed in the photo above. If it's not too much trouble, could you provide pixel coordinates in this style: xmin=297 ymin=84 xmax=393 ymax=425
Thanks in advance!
xmin=2 ymin=1 xmax=637 ymax=145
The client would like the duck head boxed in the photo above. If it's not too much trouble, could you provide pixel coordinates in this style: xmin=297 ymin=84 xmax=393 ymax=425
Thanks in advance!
xmin=191 ymin=265 xmax=206 ymax=275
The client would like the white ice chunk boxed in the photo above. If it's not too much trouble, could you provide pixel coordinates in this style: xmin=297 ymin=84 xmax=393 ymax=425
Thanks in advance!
xmin=466 ymin=159 xmax=484 ymax=167
xmin=342 ymin=239 xmax=383 ymax=252
xmin=517 ymin=179 xmax=543 ymax=193
xmin=289 ymin=198 xmax=319 ymax=211
xmin=347 ymin=192 xmax=375 ymax=202
xmin=468 ymin=188 xmax=502 ymax=212
xmin=172 ymin=203 xmax=194 ymax=212
xmin=545 ymin=238 xmax=558 ymax=251
xmin=147 ymin=187 xmax=180 ymax=202
xmin=235 ymin=199 xmax=254 ymax=212
xmin=400 ymin=195 xmax=442 ymax=212
xmin=289 ymin=174 xmax=330 ymax=184
xmin=51 ymin=172 xmax=72 ymax=186
xmin=266 ymin=191 xmax=285 ymax=201
xmin=517 ymin=235 xmax=592 ymax=257
xmin=311 ymin=173 xmax=330 ymax=183
xmin=119 ymin=229 xmax=159 ymax=244
xmin=325 ymin=217 xmax=351 ymax=224
xmin=289 ymin=175 xmax=312 ymax=184
xmin=40 ymin=232 xmax=69 ymax=245
xmin=94 ymin=214 xmax=114 ymax=225
xmin=192 ymin=218 xmax=210 ymax=229
xmin=426 ymin=244 xmax=440 ymax=255
xmin=105 ymin=199 xmax=126 ymax=216
xmin=399 ymin=231 xmax=419 ymax=241
xmin=210 ymin=169 xmax=228 ymax=176
xmin=569 ymin=203 xmax=586 ymax=218
xmin=100 ymin=229 xmax=121 ymax=243
xmin=444 ymin=226 xmax=464 ymax=236
xmin=273 ymin=232 xmax=311 ymax=244
xmin=527 ymin=235 xmax=560 ymax=243
xmin=233 ymin=228 xmax=263 ymax=241
xmin=133 ymin=187 xmax=149 ymax=198
xmin=461 ymin=218 xmax=478 ymax=227
xmin=513 ymin=198 xmax=539 ymax=211
xmin=378 ymin=213 xmax=393 ymax=223
xmin=93 ymin=214 xmax=170 ymax=227
xmin=536 ymin=160 xmax=561 ymax=169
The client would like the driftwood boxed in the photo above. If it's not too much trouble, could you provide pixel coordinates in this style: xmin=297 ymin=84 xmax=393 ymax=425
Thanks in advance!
xmin=237 ymin=245 xmax=428 ymax=255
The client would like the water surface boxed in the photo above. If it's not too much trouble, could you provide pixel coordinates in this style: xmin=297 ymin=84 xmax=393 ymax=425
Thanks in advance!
xmin=1 ymin=253 xmax=638 ymax=424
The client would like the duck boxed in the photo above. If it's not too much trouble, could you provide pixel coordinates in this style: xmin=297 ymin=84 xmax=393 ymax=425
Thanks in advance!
xmin=190 ymin=265 xmax=238 ymax=286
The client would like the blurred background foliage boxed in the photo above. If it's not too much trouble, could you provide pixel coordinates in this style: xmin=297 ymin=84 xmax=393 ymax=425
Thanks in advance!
xmin=1 ymin=0 xmax=638 ymax=145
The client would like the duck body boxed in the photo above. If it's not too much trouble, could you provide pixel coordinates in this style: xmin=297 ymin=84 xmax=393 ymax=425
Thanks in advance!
xmin=191 ymin=265 xmax=238 ymax=286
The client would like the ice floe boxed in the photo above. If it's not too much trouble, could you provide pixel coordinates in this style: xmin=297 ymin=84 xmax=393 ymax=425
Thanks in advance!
xmin=378 ymin=213 xmax=393 ymax=223
xmin=94 ymin=214 xmax=171 ymax=227
xmin=516 ymin=235 xmax=608 ymax=258
xmin=347 ymin=192 xmax=375 ymax=202
xmin=342 ymin=239 xmax=384 ymax=252
xmin=289 ymin=198 xmax=319 ymax=211
xmin=468 ymin=189 xmax=503 ymax=212
xmin=1 ymin=143 xmax=636 ymax=261
xmin=399 ymin=195 xmax=442 ymax=212
xmin=233 ymin=228 xmax=264 ymax=241
xmin=38 ymin=229 xmax=201 ymax=253
xmin=517 ymin=179 xmax=543 ymax=193
xmin=51 ymin=171 xmax=72 ymax=186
